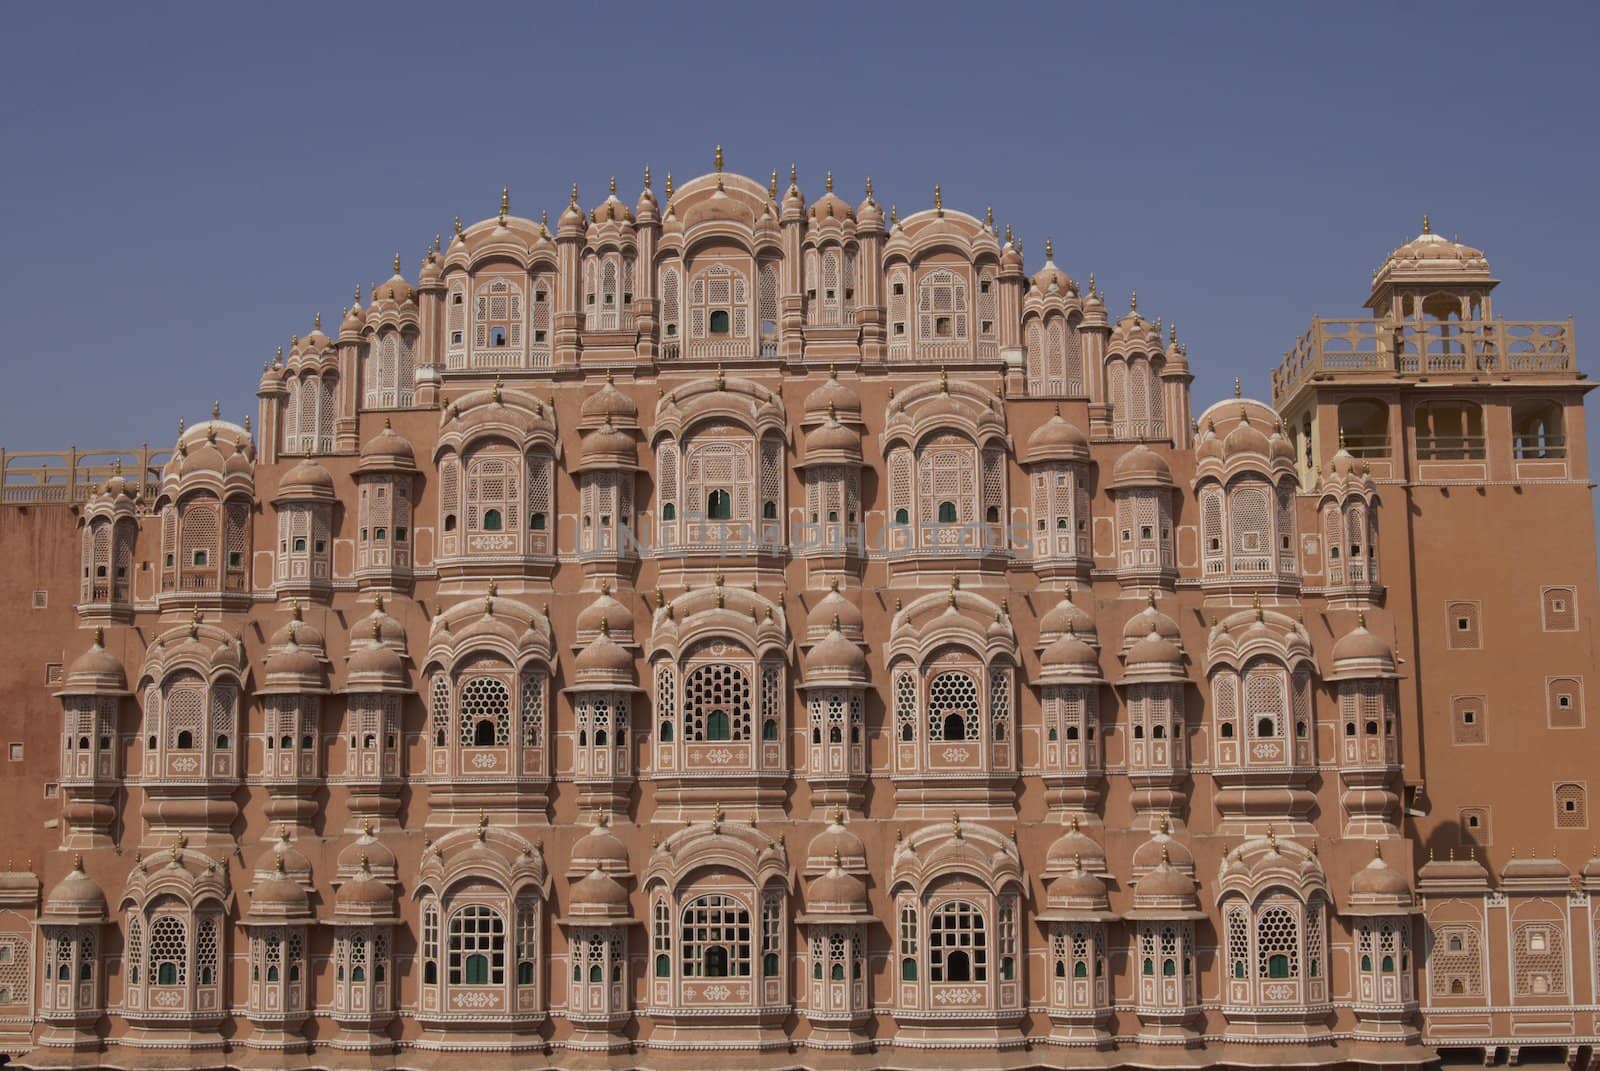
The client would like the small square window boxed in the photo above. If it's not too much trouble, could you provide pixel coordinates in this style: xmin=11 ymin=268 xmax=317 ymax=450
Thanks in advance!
xmin=1121 ymin=529 xmax=1132 ymax=543
xmin=1554 ymin=599 xmax=1567 ymax=613
xmin=451 ymin=331 xmax=463 ymax=345
xmin=979 ymin=280 xmax=991 ymax=294
xmin=893 ymin=282 xmax=905 ymax=296
xmin=893 ymin=322 xmax=905 ymax=336
xmin=395 ymin=526 xmax=408 ymax=541
xmin=452 ymin=293 xmax=464 ymax=305
xmin=228 ymin=552 xmax=242 ymax=567
xmin=192 ymin=550 xmax=208 ymax=566
xmin=1463 ymin=710 xmax=1476 ymax=724
xmin=7 ymin=744 xmax=21 ymax=762
xmin=1140 ymin=525 xmax=1153 ymax=539
xmin=1559 ymin=694 xmax=1573 ymax=709
xmin=1457 ymin=617 xmax=1470 ymax=631
xmin=1565 ymin=799 xmax=1578 ymax=812
xmin=1466 ymin=814 xmax=1479 ymax=828
xmin=314 ymin=540 xmax=326 ymax=554
xmin=534 ymin=330 xmax=546 ymax=343
xmin=43 ymin=782 xmax=58 ymax=799
xmin=31 ymin=589 xmax=47 ymax=609
xmin=535 ymin=289 xmax=547 ymax=302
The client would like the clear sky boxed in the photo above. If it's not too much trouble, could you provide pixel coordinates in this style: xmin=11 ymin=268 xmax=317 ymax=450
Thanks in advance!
xmin=1 ymin=3 xmax=1596 ymax=459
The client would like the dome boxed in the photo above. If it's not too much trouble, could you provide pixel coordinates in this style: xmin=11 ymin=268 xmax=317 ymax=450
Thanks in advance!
xmin=808 ymin=184 xmax=856 ymax=224
xmin=803 ymin=417 xmax=862 ymax=461
xmin=1222 ymin=408 xmax=1272 ymax=460
xmin=807 ymin=811 xmax=867 ymax=871
xmin=578 ymin=423 xmax=638 ymax=470
xmin=352 ymin=597 xmax=406 ymax=648
xmin=1121 ymin=595 xmax=1180 ymax=647
xmin=802 ymin=624 xmax=867 ymax=680
xmin=1030 ymin=254 xmax=1077 ymax=296
xmin=579 ymin=375 xmax=639 ymax=427
xmin=267 ymin=604 xmax=325 ymax=651
xmin=571 ymin=817 xmax=630 ymax=876
xmin=574 ymin=626 xmax=635 ymax=684
xmin=1046 ymin=859 xmax=1109 ymax=913
xmin=373 ymin=265 xmax=415 ymax=306
xmin=337 ymin=826 xmax=397 ymax=878
xmin=1136 ymin=854 xmax=1198 ymax=901
xmin=576 ymin=588 xmax=633 ymax=638
xmin=263 ymin=641 xmax=325 ymax=691
xmin=807 ymin=862 xmax=869 ymax=914
xmin=591 ymin=188 xmax=636 ymax=226
xmin=1269 ymin=423 xmax=1296 ymax=463
xmin=359 ymin=420 xmax=417 ymax=472
xmin=1373 ymin=218 xmax=1491 ymax=286
xmin=569 ymin=867 xmax=631 ymax=918
xmin=1351 ymin=853 xmax=1410 ymax=897
xmin=62 ymin=630 xmax=127 ymax=694
xmin=1045 ymin=818 xmax=1106 ymax=873
xmin=1039 ymin=589 xmax=1096 ymax=641
xmin=346 ymin=637 xmax=407 ymax=691
xmin=803 ymin=367 xmax=863 ymax=424
xmin=1111 ymin=444 xmax=1172 ymax=487
xmin=1130 ymin=821 xmax=1194 ymax=873
xmin=1024 ymin=409 xmax=1090 ymax=463
xmin=806 ymin=582 xmax=864 ymax=642
xmin=276 ymin=458 xmax=335 ymax=501
xmin=43 ymin=858 xmax=107 ymax=921
xmin=248 ymin=859 xmax=310 ymax=919
xmin=1195 ymin=420 xmax=1224 ymax=462
xmin=336 ymin=864 xmax=397 ymax=914
xmin=1040 ymin=630 xmax=1101 ymax=678
xmin=1126 ymin=630 xmax=1185 ymax=675
xmin=1330 ymin=616 xmax=1396 ymax=677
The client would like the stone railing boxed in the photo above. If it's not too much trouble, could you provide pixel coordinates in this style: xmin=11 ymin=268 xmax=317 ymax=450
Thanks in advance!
xmin=0 ymin=446 xmax=169 ymax=506
xmin=1271 ymin=317 xmax=1576 ymax=406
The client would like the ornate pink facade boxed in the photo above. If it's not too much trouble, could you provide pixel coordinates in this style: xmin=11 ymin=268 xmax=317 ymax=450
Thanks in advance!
xmin=0 ymin=157 xmax=1594 ymax=1070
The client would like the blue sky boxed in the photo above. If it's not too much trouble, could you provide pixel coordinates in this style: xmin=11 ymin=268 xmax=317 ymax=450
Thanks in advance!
xmin=0 ymin=3 xmax=1595 ymax=456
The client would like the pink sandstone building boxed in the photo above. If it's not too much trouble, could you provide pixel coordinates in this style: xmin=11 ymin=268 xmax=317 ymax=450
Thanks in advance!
xmin=0 ymin=152 xmax=1593 ymax=1070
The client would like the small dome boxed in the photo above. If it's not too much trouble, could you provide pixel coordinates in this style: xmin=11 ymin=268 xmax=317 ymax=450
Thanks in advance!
xmin=569 ymin=867 xmax=630 ymax=917
xmin=1374 ymin=220 xmax=1491 ymax=284
xmin=1195 ymin=419 xmax=1224 ymax=461
xmin=807 ymin=583 xmax=864 ymax=642
xmin=373 ymin=267 xmax=415 ymax=306
xmin=1351 ymin=853 xmax=1410 ymax=897
xmin=803 ymin=625 xmax=867 ymax=679
xmin=276 ymin=458 xmax=335 ymax=500
xmin=337 ymin=827 xmax=397 ymax=877
xmin=574 ymin=626 xmax=635 ymax=682
xmin=571 ymin=817 xmax=630 ymax=875
xmin=263 ymin=641 xmax=324 ymax=690
xmin=803 ymin=368 xmax=863 ymax=424
xmin=337 ymin=867 xmax=397 ymax=913
xmin=352 ymin=598 xmax=406 ymax=648
xmin=1025 ymin=410 xmax=1090 ymax=462
xmin=1222 ymin=409 xmax=1272 ymax=459
xmin=1039 ymin=589 xmax=1096 ymax=641
xmin=809 ymin=185 xmax=856 ymax=223
xmin=1111 ymin=444 xmax=1172 ymax=487
xmin=347 ymin=638 xmax=407 ymax=691
xmin=580 ymin=375 xmax=639 ymax=427
xmin=44 ymin=858 xmax=107 ymax=921
xmin=359 ymin=420 xmax=416 ymax=472
xmin=804 ymin=417 xmax=861 ymax=460
xmin=807 ymin=812 xmax=867 ymax=871
xmin=1331 ymin=618 xmax=1395 ymax=668
xmin=1121 ymin=596 xmax=1180 ymax=647
xmin=63 ymin=631 xmax=127 ymax=694
xmin=807 ymin=863 xmax=869 ymax=914
xmin=578 ymin=424 xmax=638 ymax=470
xmin=1127 ymin=630 xmax=1184 ymax=669
xmin=1045 ymin=819 xmax=1106 ymax=873
xmin=576 ymin=588 xmax=633 ymax=638
xmin=1041 ymin=630 xmax=1100 ymax=674
xmin=1030 ymin=259 xmax=1077 ymax=296
xmin=1135 ymin=854 xmax=1198 ymax=902
xmin=250 ymin=860 xmax=311 ymax=918
xmin=267 ymin=604 xmax=324 ymax=651
xmin=1047 ymin=859 xmax=1109 ymax=913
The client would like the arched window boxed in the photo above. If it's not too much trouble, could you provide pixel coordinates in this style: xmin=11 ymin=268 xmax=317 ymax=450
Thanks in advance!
xmin=1256 ymin=904 xmax=1300 ymax=980
xmin=149 ymin=915 xmax=187 ymax=987
xmin=448 ymin=905 xmax=506 ymax=986
xmin=1417 ymin=401 xmax=1486 ymax=460
xmin=683 ymin=663 xmax=752 ymax=742
xmin=689 ymin=264 xmax=749 ymax=346
xmin=937 ymin=500 xmax=958 ymax=523
xmin=1337 ymin=399 xmax=1389 ymax=458
xmin=927 ymin=671 xmax=980 ymax=742
xmin=458 ymin=676 xmax=511 ymax=747
xmin=929 ymin=900 xmax=986 ymax=983
xmin=1513 ymin=399 xmax=1566 ymax=460
xmin=917 ymin=268 xmax=969 ymax=349
xmin=681 ymin=894 xmax=751 ymax=978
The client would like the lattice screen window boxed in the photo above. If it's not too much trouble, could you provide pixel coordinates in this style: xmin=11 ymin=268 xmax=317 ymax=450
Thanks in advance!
xmin=888 ymin=449 xmax=912 ymax=525
xmin=1322 ymin=506 xmax=1344 ymax=583
xmin=1244 ymin=664 xmax=1287 ymax=741
xmin=757 ymin=260 xmax=780 ymax=342
xmin=689 ymin=264 xmax=749 ymax=340
xmin=981 ymin=446 xmax=1005 ymax=524
xmin=163 ymin=678 xmax=204 ymax=751
xmin=515 ymin=898 xmax=538 ymax=984
xmin=1025 ymin=321 xmax=1044 ymax=392
xmin=655 ymin=664 xmax=676 ymax=741
xmin=458 ymin=676 xmax=512 ymax=747
xmin=422 ymin=903 xmax=440 ymax=984
xmin=929 ymin=899 xmax=987 ymax=983
xmin=1276 ymin=485 xmax=1297 ymax=562
xmin=448 ymin=905 xmax=506 ymax=986
xmin=1062 ymin=318 xmax=1083 ymax=395
xmin=520 ymin=670 xmax=545 ymax=747
xmin=1125 ymin=359 xmax=1150 ymax=429
xmin=759 ymin=436 xmax=783 ymax=521
xmin=918 ymin=441 xmax=977 ymax=526
xmin=894 ymin=669 xmax=918 ymax=742
xmin=760 ymin=662 xmax=781 ymax=740
xmin=526 ymin=453 xmax=553 ymax=537
xmin=529 ymin=272 xmax=553 ymax=364
xmin=760 ymin=891 xmax=782 ymax=976
xmin=1225 ymin=905 xmax=1250 ymax=979
xmin=927 ymin=670 xmax=980 ymax=742
xmin=681 ymin=894 xmax=752 ymax=978
xmin=660 ymin=265 xmax=681 ymax=340
xmin=474 ymin=277 xmax=523 ymax=354
xmin=976 ymin=269 xmax=997 ymax=339
xmin=1105 ymin=361 xmax=1125 ymax=430
xmin=209 ymin=682 xmax=237 ymax=751
xmin=888 ymin=269 xmax=910 ymax=355
xmin=465 ymin=452 xmax=521 ymax=544
xmin=430 ymin=677 xmax=451 ymax=746
xmin=1201 ymin=488 xmax=1226 ymax=569
xmin=124 ymin=913 xmax=142 ymax=986
xmin=1555 ymin=782 xmax=1587 ymax=828
xmin=1446 ymin=601 xmax=1481 ymax=650
xmin=683 ymin=663 xmax=752 ymax=742
xmin=989 ymin=667 xmax=1012 ymax=742
xmin=1256 ymin=903 xmax=1300 ymax=982
xmin=652 ymin=898 xmax=671 ymax=976
xmin=916 ymin=268 xmax=969 ymax=343
xmin=685 ymin=434 xmax=753 ymax=523
xmin=1229 ymin=484 xmax=1272 ymax=563
xmin=447 ymin=284 xmax=467 ymax=363
xmin=180 ymin=499 xmax=218 ymax=576
xmin=148 ymin=914 xmax=188 ymax=987
xmin=1513 ymin=923 xmax=1566 ymax=996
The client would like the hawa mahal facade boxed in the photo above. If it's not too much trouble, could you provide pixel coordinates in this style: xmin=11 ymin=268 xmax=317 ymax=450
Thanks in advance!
xmin=0 ymin=152 xmax=1594 ymax=1070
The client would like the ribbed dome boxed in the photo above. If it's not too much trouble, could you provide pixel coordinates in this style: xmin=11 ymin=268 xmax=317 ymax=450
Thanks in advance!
xmin=263 ymin=641 xmax=325 ymax=690
xmin=63 ymin=631 xmax=127 ymax=693
xmin=1025 ymin=410 xmax=1090 ymax=462
xmin=579 ymin=376 xmax=640 ymax=427
xmin=1122 ymin=596 xmax=1180 ymax=646
xmin=352 ymin=597 xmax=406 ymax=648
xmin=249 ymin=859 xmax=310 ymax=919
xmin=1046 ymin=819 xmax=1106 ymax=873
xmin=807 ymin=813 xmax=867 ymax=871
xmin=1331 ymin=619 xmax=1394 ymax=666
xmin=346 ymin=637 xmax=407 ymax=691
xmin=44 ymin=858 xmax=107 ymax=921
xmin=806 ymin=583 xmax=864 ymax=642
xmin=1111 ymin=444 xmax=1172 ymax=487
xmin=1222 ymin=409 xmax=1272 ymax=459
xmin=1041 ymin=630 xmax=1101 ymax=672
xmin=576 ymin=588 xmax=633 ymax=638
xmin=337 ymin=866 xmax=397 ymax=911
xmin=574 ymin=626 xmax=635 ymax=683
xmin=1039 ymin=589 xmax=1096 ymax=640
xmin=268 ymin=604 xmax=325 ymax=651
xmin=373 ymin=268 xmax=415 ymax=306
xmin=1127 ymin=630 xmax=1184 ymax=668
xmin=803 ymin=625 xmax=867 ymax=679
xmin=571 ymin=817 xmax=630 ymax=875
xmin=359 ymin=420 xmax=416 ymax=472
xmin=803 ymin=368 xmax=863 ymax=424
xmin=276 ymin=458 xmax=335 ymax=501
xmin=803 ymin=417 xmax=861 ymax=460
xmin=569 ymin=867 xmax=630 ymax=917
xmin=1135 ymin=855 xmax=1198 ymax=902
xmin=578 ymin=424 xmax=638 ymax=469
xmin=807 ymin=862 xmax=869 ymax=914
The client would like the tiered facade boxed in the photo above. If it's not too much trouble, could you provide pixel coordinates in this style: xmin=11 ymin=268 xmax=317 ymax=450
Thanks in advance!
xmin=0 ymin=157 xmax=1594 ymax=1070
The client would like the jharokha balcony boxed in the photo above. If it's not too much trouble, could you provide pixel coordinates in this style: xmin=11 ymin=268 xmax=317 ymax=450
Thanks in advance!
xmin=1271 ymin=317 xmax=1575 ymax=409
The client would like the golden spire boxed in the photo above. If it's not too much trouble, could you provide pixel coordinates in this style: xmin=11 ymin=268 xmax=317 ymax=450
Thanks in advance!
xmin=434 ymin=233 xmax=442 ymax=253
xmin=985 ymin=204 xmax=994 ymax=230
xmin=477 ymin=809 xmax=488 ymax=841
xmin=1004 ymin=222 xmax=1013 ymax=244
xmin=940 ymin=367 xmax=949 ymax=393
xmin=393 ymin=253 xmax=401 ymax=274
xmin=454 ymin=215 xmax=463 ymax=237
xmin=1045 ymin=236 xmax=1053 ymax=260
xmin=1233 ymin=376 xmax=1242 ymax=399
xmin=665 ymin=172 xmax=673 ymax=199
xmin=825 ymin=169 xmax=833 ymax=193
xmin=951 ymin=813 xmax=963 ymax=840
xmin=714 ymin=144 xmax=724 ymax=172
xmin=313 ymin=311 xmax=321 ymax=330
xmin=933 ymin=184 xmax=943 ymax=215
xmin=491 ymin=374 xmax=502 ymax=403
xmin=1357 ymin=610 xmax=1367 ymax=629
xmin=1129 ymin=290 xmax=1137 ymax=313
xmin=1088 ymin=271 xmax=1096 ymax=296
xmin=609 ymin=176 xmax=616 ymax=196
xmin=500 ymin=186 xmax=509 ymax=221
xmin=210 ymin=400 xmax=220 ymax=420
xmin=711 ymin=801 xmax=723 ymax=832
xmin=768 ymin=169 xmax=778 ymax=198
xmin=789 ymin=162 xmax=797 ymax=188
xmin=570 ymin=182 xmax=579 ymax=206
xmin=1170 ymin=321 xmax=1177 ymax=343
xmin=864 ymin=176 xmax=874 ymax=202
xmin=1421 ymin=213 xmax=1431 ymax=234
xmin=889 ymin=203 xmax=898 ymax=226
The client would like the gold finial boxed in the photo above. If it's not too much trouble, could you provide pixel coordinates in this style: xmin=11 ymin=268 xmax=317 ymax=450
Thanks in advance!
xmin=951 ymin=813 xmax=963 ymax=840
xmin=825 ymin=169 xmax=833 ymax=193
xmin=570 ymin=182 xmax=579 ymax=206
xmin=477 ymin=808 xmax=488 ymax=840
xmin=789 ymin=162 xmax=797 ymax=187
xmin=434 ymin=233 xmax=442 ymax=253
xmin=933 ymin=184 xmax=943 ymax=215
xmin=1233 ymin=376 xmax=1242 ymax=399
xmin=393 ymin=252 xmax=401 ymax=274
xmin=665 ymin=171 xmax=674 ymax=199
xmin=492 ymin=374 xmax=502 ymax=403
xmin=211 ymin=400 xmax=220 ymax=420
xmin=714 ymin=144 xmax=724 ymax=172
xmin=769 ymin=169 xmax=778 ymax=198
xmin=1045 ymin=236 xmax=1054 ymax=260
xmin=1129 ymin=290 xmax=1137 ymax=313
xmin=313 ymin=311 xmax=322 ymax=330
xmin=1357 ymin=610 xmax=1367 ymax=629
xmin=1004 ymin=222 xmax=1013 ymax=245
xmin=711 ymin=801 xmax=723 ymax=832
xmin=864 ymin=176 xmax=874 ymax=202
xmin=499 ymin=185 xmax=509 ymax=221
xmin=715 ymin=364 xmax=725 ymax=391
xmin=454 ymin=215 xmax=463 ymax=236
xmin=1421 ymin=213 xmax=1431 ymax=234
xmin=830 ymin=805 xmax=844 ymax=826
xmin=1159 ymin=814 xmax=1170 ymax=835
xmin=606 ymin=175 xmax=615 ymax=197
xmin=1088 ymin=271 xmax=1096 ymax=296
xmin=188 ymin=606 xmax=201 ymax=638
xmin=1170 ymin=322 xmax=1177 ymax=343
xmin=539 ymin=209 xmax=548 ymax=233
xmin=1160 ymin=845 xmax=1171 ymax=866
xmin=985 ymin=204 xmax=994 ymax=230
xmin=940 ymin=367 xmax=949 ymax=393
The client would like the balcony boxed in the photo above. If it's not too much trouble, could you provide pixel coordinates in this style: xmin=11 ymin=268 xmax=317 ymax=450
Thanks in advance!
xmin=1272 ymin=318 xmax=1575 ymax=407
xmin=0 ymin=446 xmax=168 ymax=505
